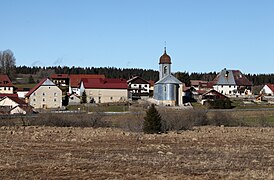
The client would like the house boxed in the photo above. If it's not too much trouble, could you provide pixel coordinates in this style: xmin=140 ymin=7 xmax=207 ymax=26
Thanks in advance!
xmin=68 ymin=93 xmax=81 ymax=105
xmin=0 ymin=75 xmax=14 ymax=94
xmin=153 ymin=48 xmax=184 ymax=106
xmin=51 ymin=74 xmax=70 ymax=87
xmin=25 ymin=78 xmax=62 ymax=109
xmin=200 ymin=89 xmax=231 ymax=108
xmin=212 ymin=68 xmax=252 ymax=96
xmin=190 ymin=80 xmax=209 ymax=91
xmin=260 ymin=84 xmax=274 ymax=96
xmin=127 ymin=76 xmax=150 ymax=100
xmin=0 ymin=96 xmax=33 ymax=114
xmin=69 ymin=74 xmax=105 ymax=95
xmin=79 ymin=78 xmax=128 ymax=103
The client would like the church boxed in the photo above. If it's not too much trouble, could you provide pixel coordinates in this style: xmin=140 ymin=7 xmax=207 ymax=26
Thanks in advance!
xmin=153 ymin=48 xmax=184 ymax=106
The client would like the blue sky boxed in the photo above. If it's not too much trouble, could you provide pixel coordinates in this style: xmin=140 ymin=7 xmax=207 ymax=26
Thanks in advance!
xmin=0 ymin=0 xmax=274 ymax=74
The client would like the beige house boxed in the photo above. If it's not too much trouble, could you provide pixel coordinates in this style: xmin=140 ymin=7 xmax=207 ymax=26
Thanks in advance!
xmin=80 ymin=78 xmax=128 ymax=103
xmin=25 ymin=78 xmax=62 ymax=109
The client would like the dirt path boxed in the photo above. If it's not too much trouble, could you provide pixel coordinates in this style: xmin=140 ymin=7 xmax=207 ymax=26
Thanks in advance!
xmin=0 ymin=126 xmax=273 ymax=179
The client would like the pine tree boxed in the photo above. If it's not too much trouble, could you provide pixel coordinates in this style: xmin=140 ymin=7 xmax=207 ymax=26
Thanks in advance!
xmin=143 ymin=104 xmax=162 ymax=134
xmin=81 ymin=91 xmax=87 ymax=104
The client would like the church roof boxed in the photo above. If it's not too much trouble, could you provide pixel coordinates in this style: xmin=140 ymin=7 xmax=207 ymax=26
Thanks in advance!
xmin=159 ymin=49 xmax=171 ymax=64
xmin=155 ymin=74 xmax=182 ymax=85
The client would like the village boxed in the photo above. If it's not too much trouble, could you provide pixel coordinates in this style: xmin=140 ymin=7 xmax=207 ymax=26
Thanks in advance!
xmin=0 ymin=49 xmax=274 ymax=115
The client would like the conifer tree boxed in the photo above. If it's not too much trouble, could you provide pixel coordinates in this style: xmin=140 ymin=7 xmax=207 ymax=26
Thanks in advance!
xmin=81 ymin=91 xmax=87 ymax=104
xmin=143 ymin=104 xmax=162 ymax=134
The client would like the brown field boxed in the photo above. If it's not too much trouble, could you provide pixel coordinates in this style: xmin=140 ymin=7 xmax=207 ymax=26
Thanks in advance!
xmin=0 ymin=126 xmax=274 ymax=179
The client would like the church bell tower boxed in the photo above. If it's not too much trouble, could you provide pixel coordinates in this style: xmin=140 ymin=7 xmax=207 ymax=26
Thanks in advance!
xmin=159 ymin=47 xmax=171 ymax=80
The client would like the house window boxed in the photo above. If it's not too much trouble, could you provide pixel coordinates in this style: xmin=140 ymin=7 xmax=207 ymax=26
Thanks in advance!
xmin=33 ymin=93 xmax=36 ymax=96
xmin=49 ymin=87 xmax=51 ymax=89
xmin=43 ymin=98 xmax=45 ymax=102
xmin=33 ymin=99 xmax=36 ymax=102
xmin=229 ymin=91 xmax=231 ymax=94
xmin=110 ymin=97 xmax=113 ymax=100
xmin=4 ymin=87 xmax=6 ymax=90
xmin=71 ymin=97 xmax=74 ymax=100
xmin=54 ymin=93 xmax=57 ymax=96
xmin=8 ymin=87 xmax=10 ymax=90
xmin=54 ymin=98 xmax=57 ymax=102
xmin=229 ymin=85 xmax=231 ymax=88
xmin=43 ymin=92 xmax=45 ymax=96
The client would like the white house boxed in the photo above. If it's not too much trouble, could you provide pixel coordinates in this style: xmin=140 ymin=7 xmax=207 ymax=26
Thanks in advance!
xmin=0 ymin=96 xmax=32 ymax=114
xmin=260 ymin=84 xmax=274 ymax=96
xmin=212 ymin=68 xmax=252 ymax=96
xmin=127 ymin=76 xmax=150 ymax=99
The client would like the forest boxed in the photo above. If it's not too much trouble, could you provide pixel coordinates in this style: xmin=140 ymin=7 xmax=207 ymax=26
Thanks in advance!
xmin=15 ymin=65 xmax=274 ymax=86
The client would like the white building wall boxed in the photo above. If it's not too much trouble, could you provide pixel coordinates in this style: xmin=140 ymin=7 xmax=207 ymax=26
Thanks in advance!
xmin=0 ymin=98 xmax=18 ymax=108
xmin=213 ymin=85 xmax=238 ymax=95
xmin=10 ymin=106 xmax=26 ymax=114
xmin=260 ymin=85 xmax=274 ymax=95
xmin=0 ymin=87 xmax=13 ymax=94
xmin=84 ymin=88 xmax=128 ymax=103
xmin=130 ymin=83 xmax=149 ymax=93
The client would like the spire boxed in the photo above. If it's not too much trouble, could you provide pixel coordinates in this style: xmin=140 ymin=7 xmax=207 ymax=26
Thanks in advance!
xmin=164 ymin=41 xmax=167 ymax=53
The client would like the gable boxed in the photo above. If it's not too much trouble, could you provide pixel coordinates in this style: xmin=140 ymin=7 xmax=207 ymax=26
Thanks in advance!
xmin=127 ymin=76 xmax=149 ymax=84
xmin=42 ymin=79 xmax=56 ymax=86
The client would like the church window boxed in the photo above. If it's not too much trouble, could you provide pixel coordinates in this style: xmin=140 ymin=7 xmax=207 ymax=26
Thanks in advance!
xmin=164 ymin=66 xmax=167 ymax=74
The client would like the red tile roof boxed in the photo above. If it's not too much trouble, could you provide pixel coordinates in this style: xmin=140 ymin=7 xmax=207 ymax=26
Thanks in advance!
xmin=0 ymin=93 xmax=18 ymax=98
xmin=25 ymin=78 xmax=47 ymax=97
xmin=70 ymin=74 xmax=105 ymax=88
xmin=51 ymin=74 xmax=69 ymax=79
xmin=148 ymin=80 xmax=155 ymax=86
xmin=82 ymin=78 xmax=128 ymax=89
xmin=0 ymin=96 xmax=28 ymax=105
xmin=266 ymin=84 xmax=274 ymax=92
xmin=190 ymin=80 xmax=208 ymax=86
xmin=0 ymin=75 xmax=13 ymax=87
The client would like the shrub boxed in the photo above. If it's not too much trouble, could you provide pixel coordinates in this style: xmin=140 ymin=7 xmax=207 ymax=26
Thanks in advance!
xmin=143 ymin=104 xmax=162 ymax=134
xmin=205 ymin=99 xmax=232 ymax=109
xmin=28 ymin=113 xmax=109 ymax=128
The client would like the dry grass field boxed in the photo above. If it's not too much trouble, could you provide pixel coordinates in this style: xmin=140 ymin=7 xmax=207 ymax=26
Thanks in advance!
xmin=0 ymin=126 xmax=274 ymax=179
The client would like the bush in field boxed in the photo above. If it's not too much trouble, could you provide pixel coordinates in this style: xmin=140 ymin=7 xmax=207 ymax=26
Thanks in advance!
xmin=209 ymin=112 xmax=240 ymax=126
xmin=205 ymin=99 xmax=232 ymax=109
xmin=29 ymin=113 xmax=109 ymax=128
xmin=143 ymin=104 xmax=162 ymax=134
xmin=160 ymin=109 xmax=208 ymax=132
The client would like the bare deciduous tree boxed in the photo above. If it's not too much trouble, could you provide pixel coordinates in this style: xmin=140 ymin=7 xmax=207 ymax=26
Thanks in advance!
xmin=0 ymin=49 xmax=16 ymax=79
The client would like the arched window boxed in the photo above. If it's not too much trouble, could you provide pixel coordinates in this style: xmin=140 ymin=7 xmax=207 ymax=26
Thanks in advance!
xmin=164 ymin=66 xmax=167 ymax=74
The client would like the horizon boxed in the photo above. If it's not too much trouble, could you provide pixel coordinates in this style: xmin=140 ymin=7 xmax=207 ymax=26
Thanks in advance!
xmin=1 ymin=0 xmax=274 ymax=74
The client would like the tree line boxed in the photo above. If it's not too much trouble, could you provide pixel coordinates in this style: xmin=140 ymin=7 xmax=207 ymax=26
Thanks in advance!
xmin=15 ymin=65 xmax=274 ymax=86
xmin=1 ymin=49 xmax=274 ymax=86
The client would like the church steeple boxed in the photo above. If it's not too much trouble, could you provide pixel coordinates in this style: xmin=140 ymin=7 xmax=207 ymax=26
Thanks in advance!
xmin=159 ymin=47 xmax=171 ymax=79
